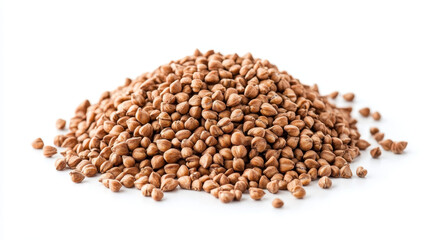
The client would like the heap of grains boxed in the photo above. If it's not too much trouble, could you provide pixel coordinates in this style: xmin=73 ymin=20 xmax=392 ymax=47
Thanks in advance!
xmin=32 ymin=50 xmax=407 ymax=206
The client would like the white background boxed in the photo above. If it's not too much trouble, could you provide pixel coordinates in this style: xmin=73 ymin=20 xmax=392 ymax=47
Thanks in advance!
xmin=1 ymin=1 xmax=429 ymax=239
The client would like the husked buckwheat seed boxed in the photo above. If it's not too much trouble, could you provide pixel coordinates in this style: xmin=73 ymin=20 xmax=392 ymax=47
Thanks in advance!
xmin=249 ymin=188 xmax=265 ymax=200
xmin=99 ymin=173 xmax=114 ymax=183
xmin=370 ymin=127 xmax=379 ymax=135
xmin=329 ymin=91 xmax=339 ymax=99
xmin=359 ymin=107 xmax=370 ymax=117
xmin=372 ymin=111 xmax=381 ymax=121
xmin=292 ymin=187 xmax=306 ymax=199
xmin=219 ymin=191 xmax=235 ymax=203
xmin=35 ymin=50 xmax=407 ymax=208
xmin=134 ymin=176 xmax=148 ymax=190
xmin=343 ymin=93 xmax=355 ymax=102
xmin=151 ymin=188 xmax=164 ymax=201
xmin=56 ymin=119 xmax=66 ymax=130
xmin=233 ymin=190 xmax=242 ymax=201
xmin=356 ymin=166 xmax=367 ymax=178
xmin=373 ymin=132 xmax=384 ymax=142
xmin=299 ymin=173 xmax=311 ymax=186
xmin=391 ymin=141 xmax=408 ymax=154
xmin=267 ymin=181 xmax=279 ymax=194
xmin=69 ymin=170 xmax=85 ymax=183
xmin=340 ymin=165 xmax=353 ymax=178
xmin=380 ymin=139 xmax=393 ymax=151
xmin=142 ymin=184 xmax=155 ymax=197
xmin=109 ymin=180 xmax=122 ymax=192
xmin=32 ymin=138 xmax=44 ymax=149
xmin=318 ymin=165 xmax=332 ymax=177
xmin=287 ymin=179 xmax=302 ymax=192
xmin=356 ymin=139 xmax=371 ymax=150
xmin=370 ymin=147 xmax=382 ymax=158
xmin=318 ymin=176 xmax=332 ymax=189
xmin=272 ymin=198 xmax=284 ymax=208
xmin=54 ymin=158 xmax=67 ymax=171
xmin=43 ymin=145 xmax=57 ymax=157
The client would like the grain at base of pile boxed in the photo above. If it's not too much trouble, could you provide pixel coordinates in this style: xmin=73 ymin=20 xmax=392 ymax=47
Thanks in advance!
xmin=32 ymin=138 xmax=44 ymax=149
xmin=359 ymin=107 xmax=370 ymax=117
xmin=373 ymin=132 xmax=384 ymax=142
xmin=56 ymin=118 xmax=66 ymax=130
xmin=35 ymin=50 xmax=407 ymax=208
xmin=343 ymin=93 xmax=355 ymax=101
xmin=109 ymin=180 xmax=122 ymax=192
xmin=391 ymin=141 xmax=408 ymax=154
xmin=356 ymin=166 xmax=367 ymax=178
xmin=372 ymin=111 xmax=381 ymax=121
xmin=370 ymin=127 xmax=379 ymax=135
xmin=318 ymin=176 xmax=332 ymax=189
xmin=151 ymin=188 xmax=164 ymax=201
xmin=43 ymin=145 xmax=57 ymax=157
xmin=370 ymin=147 xmax=382 ymax=158
xmin=272 ymin=198 xmax=284 ymax=208
xmin=69 ymin=170 xmax=85 ymax=183
xmin=292 ymin=187 xmax=306 ymax=199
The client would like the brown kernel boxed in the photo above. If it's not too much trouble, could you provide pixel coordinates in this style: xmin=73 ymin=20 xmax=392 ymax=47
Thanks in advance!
xmin=372 ymin=111 xmax=381 ymax=121
xmin=43 ymin=145 xmax=57 ymax=157
xmin=299 ymin=173 xmax=311 ymax=186
xmin=178 ymin=176 xmax=192 ymax=190
xmin=32 ymin=138 xmax=44 ymax=149
xmin=260 ymin=103 xmax=278 ymax=116
xmin=380 ymin=139 xmax=393 ymax=151
xmin=161 ymin=178 xmax=179 ymax=192
xmin=203 ymin=180 xmax=219 ymax=193
xmin=287 ymin=179 xmax=302 ymax=192
xmin=340 ymin=165 xmax=353 ymax=178
xmin=163 ymin=149 xmax=181 ymax=163
xmin=249 ymin=188 xmax=265 ymax=200
xmin=191 ymin=179 xmax=202 ymax=191
xmin=328 ymin=91 xmax=338 ymax=99
xmin=219 ymin=191 xmax=235 ymax=203
xmin=272 ymin=198 xmax=284 ymax=208
xmin=211 ymin=188 xmax=220 ymax=198
xmin=233 ymin=190 xmax=242 ymax=201
xmin=292 ymin=186 xmax=306 ymax=199
xmin=102 ymin=179 xmax=110 ymax=188
xmin=318 ymin=176 xmax=332 ymax=189
xmin=200 ymin=154 xmax=213 ymax=169
xmin=318 ymin=165 xmax=332 ymax=177
xmin=330 ymin=166 xmax=340 ymax=178
xmin=267 ymin=181 xmax=279 ymax=194
xmin=343 ymin=93 xmax=355 ymax=102
xmin=121 ymin=174 xmax=136 ymax=188
xmin=359 ymin=107 xmax=370 ymax=117
xmin=142 ymin=184 xmax=155 ymax=197
xmin=134 ymin=176 xmax=149 ymax=190
xmin=69 ymin=170 xmax=85 ymax=183
xmin=370 ymin=147 xmax=382 ymax=158
xmin=356 ymin=166 xmax=367 ymax=178
xmin=156 ymin=139 xmax=171 ymax=152
xmin=54 ymin=158 xmax=67 ymax=171
xmin=109 ymin=179 xmax=122 ymax=192
xmin=373 ymin=132 xmax=384 ymax=142
xmin=356 ymin=139 xmax=371 ymax=150
xmin=99 ymin=173 xmax=114 ymax=183
xmin=151 ymin=188 xmax=164 ymax=201
xmin=391 ymin=141 xmax=407 ymax=154
xmin=370 ymin=127 xmax=379 ymax=135
xmin=56 ymin=118 xmax=66 ymax=130
xmin=82 ymin=164 xmax=97 ymax=177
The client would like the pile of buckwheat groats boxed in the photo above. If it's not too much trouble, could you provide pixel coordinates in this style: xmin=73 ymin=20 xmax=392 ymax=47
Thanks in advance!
xmin=31 ymin=50 xmax=408 ymax=208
